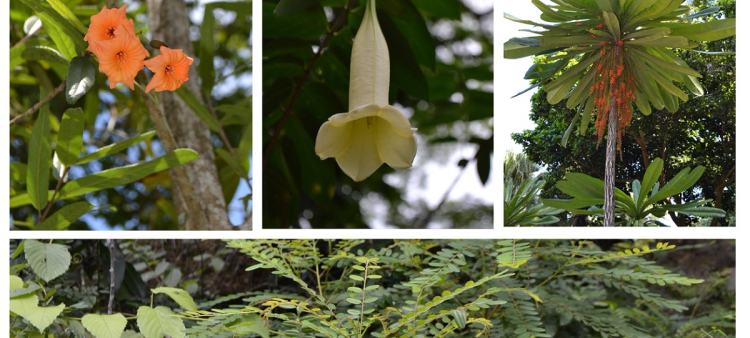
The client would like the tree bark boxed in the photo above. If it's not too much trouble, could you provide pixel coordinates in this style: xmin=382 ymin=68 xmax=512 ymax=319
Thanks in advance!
xmin=146 ymin=0 xmax=231 ymax=230
xmin=603 ymin=96 xmax=617 ymax=227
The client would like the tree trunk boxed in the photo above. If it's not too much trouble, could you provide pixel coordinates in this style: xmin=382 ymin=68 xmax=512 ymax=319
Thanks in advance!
xmin=710 ymin=186 xmax=724 ymax=227
xmin=603 ymin=97 xmax=617 ymax=226
xmin=146 ymin=0 xmax=231 ymax=230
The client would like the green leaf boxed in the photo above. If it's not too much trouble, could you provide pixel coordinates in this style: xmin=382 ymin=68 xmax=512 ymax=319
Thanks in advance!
xmin=27 ymin=86 xmax=52 ymax=212
xmin=379 ymin=0 xmax=435 ymax=70
xmin=58 ymin=149 xmax=199 ymax=199
xmin=263 ymin=2 xmax=328 ymax=40
xmin=21 ymin=46 xmax=69 ymax=65
xmin=82 ymin=313 xmax=128 ymax=338
xmin=666 ymin=19 xmax=735 ymax=42
xmin=274 ymin=0 xmax=322 ymax=16
xmin=410 ymin=0 xmax=460 ymax=20
xmin=36 ymin=201 xmax=93 ymax=230
xmin=216 ymin=148 xmax=248 ymax=180
xmin=10 ymin=295 xmax=65 ymax=333
xmin=24 ymin=239 xmax=71 ymax=282
xmin=41 ymin=14 xmax=77 ymax=59
xmin=199 ymin=5 xmax=216 ymax=96
xmin=77 ymin=131 xmax=157 ymax=165
xmin=10 ymin=41 xmax=27 ymax=69
xmin=151 ymin=287 xmax=198 ymax=312
xmin=174 ymin=87 xmax=221 ymax=132
xmin=20 ymin=0 xmax=85 ymax=52
xmin=44 ymin=0 xmax=87 ymax=34
xmin=638 ymin=158 xmax=663 ymax=205
xmin=56 ymin=108 xmax=85 ymax=165
xmin=137 ymin=306 xmax=186 ymax=338
xmin=10 ymin=275 xmax=24 ymax=292
xmin=66 ymin=57 xmax=96 ymax=104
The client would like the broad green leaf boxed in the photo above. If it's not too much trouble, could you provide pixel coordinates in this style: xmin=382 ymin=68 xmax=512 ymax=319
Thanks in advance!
xmin=20 ymin=0 xmax=85 ymax=52
xmin=10 ymin=282 xmax=43 ymax=298
xmin=10 ymin=41 xmax=27 ymax=69
xmin=638 ymin=157 xmax=662 ymax=205
xmin=199 ymin=5 xmax=216 ymax=96
xmin=629 ymin=48 xmax=701 ymax=77
xmin=546 ymin=53 xmax=601 ymax=91
xmin=216 ymin=148 xmax=248 ymax=180
xmin=27 ymin=86 xmax=52 ymax=212
xmin=77 ymin=131 xmax=157 ymax=165
xmin=174 ymin=87 xmax=221 ymax=132
xmin=379 ymin=0 xmax=435 ymax=70
xmin=36 ymin=201 xmax=93 ymax=230
xmin=263 ymin=2 xmax=328 ymax=40
xmin=223 ymin=314 xmax=270 ymax=338
xmin=137 ymin=306 xmax=186 ymax=338
xmin=504 ymin=41 xmax=561 ymax=59
xmin=21 ymin=46 xmax=69 ymax=65
xmin=82 ymin=313 xmax=128 ymax=338
xmin=579 ymin=95 xmax=595 ymax=135
xmin=59 ymin=149 xmax=199 ymax=199
xmin=41 ymin=13 xmax=77 ymax=59
xmin=151 ymin=287 xmax=197 ymax=312
xmin=45 ymin=0 xmax=87 ymax=33
xmin=56 ymin=108 xmax=85 ymax=165
xmin=683 ymin=6 xmax=720 ymax=19
xmin=10 ymin=292 xmax=65 ymax=333
xmin=24 ymin=239 xmax=71 ymax=282
xmin=66 ymin=57 xmax=96 ymax=104
xmin=627 ymin=36 xmax=689 ymax=47
xmin=274 ymin=0 xmax=322 ymax=16
xmin=10 ymin=275 xmax=24 ymax=292
xmin=410 ymin=0 xmax=460 ymax=20
xmin=675 ymin=19 xmax=735 ymax=41
xmin=561 ymin=108 xmax=581 ymax=147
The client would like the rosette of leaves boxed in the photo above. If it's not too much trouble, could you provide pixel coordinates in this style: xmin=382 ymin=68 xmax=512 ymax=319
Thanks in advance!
xmin=543 ymin=158 xmax=726 ymax=226
xmin=505 ymin=0 xmax=735 ymax=226
xmin=504 ymin=176 xmax=564 ymax=226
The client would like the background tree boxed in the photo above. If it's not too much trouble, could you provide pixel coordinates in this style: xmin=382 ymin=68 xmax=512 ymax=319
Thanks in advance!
xmin=505 ymin=0 xmax=735 ymax=226
xmin=9 ymin=0 xmax=252 ymax=230
xmin=510 ymin=0 xmax=735 ymax=226
xmin=262 ymin=0 xmax=494 ymax=228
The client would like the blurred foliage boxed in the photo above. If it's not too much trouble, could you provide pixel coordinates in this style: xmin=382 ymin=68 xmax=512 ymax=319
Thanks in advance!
xmin=512 ymin=0 xmax=735 ymax=227
xmin=262 ymin=0 xmax=493 ymax=228
xmin=9 ymin=239 xmax=735 ymax=337
xmin=9 ymin=0 xmax=252 ymax=230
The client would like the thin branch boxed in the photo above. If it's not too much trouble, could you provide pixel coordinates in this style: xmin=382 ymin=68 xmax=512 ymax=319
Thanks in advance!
xmin=416 ymin=154 xmax=475 ymax=229
xmin=262 ymin=2 xmax=352 ymax=171
xmin=38 ymin=167 xmax=70 ymax=224
xmin=108 ymin=239 xmax=116 ymax=315
xmin=9 ymin=80 xmax=66 ymax=125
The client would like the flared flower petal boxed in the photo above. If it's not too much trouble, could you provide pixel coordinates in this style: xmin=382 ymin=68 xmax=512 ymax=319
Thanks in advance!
xmin=315 ymin=104 xmax=417 ymax=182
xmin=84 ymin=5 xmax=136 ymax=55
xmin=143 ymin=46 xmax=194 ymax=92
xmin=95 ymin=25 xmax=149 ymax=90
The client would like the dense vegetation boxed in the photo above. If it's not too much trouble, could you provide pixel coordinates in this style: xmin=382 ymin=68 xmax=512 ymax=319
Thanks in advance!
xmin=10 ymin=239 xmax=735 ymax=337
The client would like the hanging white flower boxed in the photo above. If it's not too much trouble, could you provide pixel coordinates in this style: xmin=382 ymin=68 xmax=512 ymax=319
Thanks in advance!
xmin=314 ymin=0 xmax=417 ymax=182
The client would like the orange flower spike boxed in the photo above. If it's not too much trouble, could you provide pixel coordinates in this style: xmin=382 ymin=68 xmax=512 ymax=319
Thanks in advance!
xmin=95 ymin=25 xmax=148 ymax=90
xmin=84 ymin=5 xmax=136 ymax=55
xmin=144 ymin=46 xmax=194 ymax=92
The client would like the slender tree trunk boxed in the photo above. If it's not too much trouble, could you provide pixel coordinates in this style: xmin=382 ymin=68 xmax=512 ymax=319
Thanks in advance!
xmin=604 ymin=96 xmax=617 ymax=226
xmin=146 ymin=0 xmax=231 ymax=230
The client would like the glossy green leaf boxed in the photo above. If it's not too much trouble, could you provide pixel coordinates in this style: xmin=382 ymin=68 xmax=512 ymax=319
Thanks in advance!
xmin=77 ymin=131 xmax=157 ymax=165
xmin=36 ymin=201 xmax=93 ymax=230
xmin=58 ymin=149 xmax=199 ymax=199
xmin=174 ymin=86 xmax=221 ymax=132
xmin=410 ymin=0 xmax=460 ymax=20
xmin=137 ymin=306 xmax=186 ymax=338
xmin=19 ymin=0 xmax=85 ymax=52
xmin=41 ymin=14 xmax=77 ymax=59
xmin=66 ymin=57 xmax=96 ymax=104
xmin=274 ymin=0 xmax=322 ymax=16
xmin=668 ymin=19 xmax=736 ymax=42
xmin=151 ymin=287 xmax=198 ymax=312
xmin=24 ymin=239 xmax=71 ymax=282
xmin=82 ymin=313 xmax=128 ymax=338
xmin=45 ymin=0 xmax=87 ymax=34
xmin=56 ymin=108 xmax=85 ymax=165
xmin=199 ymin=5 xmax=216 ymax=96
xmin=263 ymin=2 xmax=328 ymax=40
xmin=21 ymin=46 xmax=69 ymax=65
xmin=27 ymin=86 xmax=52 ymax=212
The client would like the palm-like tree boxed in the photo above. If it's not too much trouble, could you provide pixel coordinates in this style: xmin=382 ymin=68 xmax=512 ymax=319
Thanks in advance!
xmin=505 ymin=0 xmax=735 ymax=226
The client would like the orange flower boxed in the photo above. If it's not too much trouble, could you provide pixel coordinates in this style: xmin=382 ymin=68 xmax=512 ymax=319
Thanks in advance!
xmin=84 ymin=5 xmax=136 ymax=55
xmin=143 ymin=46 xmax=194 ymax=92
xmin=94 ymin=25 xmax=149 ymax=90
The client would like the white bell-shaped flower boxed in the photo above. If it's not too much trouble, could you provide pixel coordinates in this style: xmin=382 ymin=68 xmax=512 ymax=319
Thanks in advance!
xmin=314 ymin=0 xmax=417 ymax=182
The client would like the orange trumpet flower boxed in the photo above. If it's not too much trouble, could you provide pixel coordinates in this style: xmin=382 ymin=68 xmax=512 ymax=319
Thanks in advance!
xmin=143 ymin=46 xmax=194 ymax=92
xmin=94 ymin=25 xmax=149 ymax=90
xmin=84 ymin=5 xmax=136 ymax=55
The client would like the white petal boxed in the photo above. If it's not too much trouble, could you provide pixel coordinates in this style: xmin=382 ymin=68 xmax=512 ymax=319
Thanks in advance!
xmin=349 ymin=0 xmax=390 ymax=110
xmin=376 ymin=105 xmax=414 ymax=137
xmin=315 ymin=119 xmax=352 ymax=159
xmin=335 ymin=118 xmax=383 ymax=181
xmin=375 ymin=117 xmax=417 ymax=169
